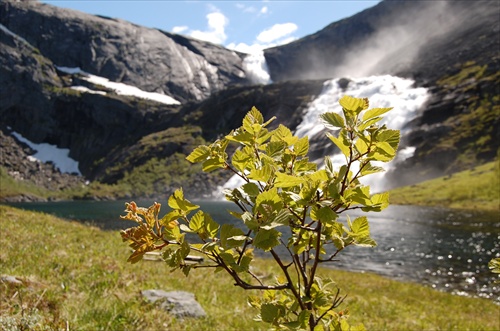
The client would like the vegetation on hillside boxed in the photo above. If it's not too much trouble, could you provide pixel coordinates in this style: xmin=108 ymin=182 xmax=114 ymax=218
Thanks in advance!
xmin=389 ymin=159 xmax=499 ymax=211
xmin=431 ymin=61 xmax=500 ymax=171
xmin=1 ymin=205 xmax=498 ymax=330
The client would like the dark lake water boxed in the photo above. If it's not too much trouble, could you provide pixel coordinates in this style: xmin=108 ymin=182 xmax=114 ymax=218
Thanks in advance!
xmin=5 ymin=200 xmax=499 ymax=303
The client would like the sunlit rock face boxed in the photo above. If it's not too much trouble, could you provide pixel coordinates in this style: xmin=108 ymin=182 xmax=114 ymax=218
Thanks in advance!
xmin=0 ymin=1 xmax=249 ymax=103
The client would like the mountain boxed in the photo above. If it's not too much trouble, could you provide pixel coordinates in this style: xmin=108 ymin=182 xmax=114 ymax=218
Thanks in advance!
xmin=0 ymin=0 xmax=498 ymax=201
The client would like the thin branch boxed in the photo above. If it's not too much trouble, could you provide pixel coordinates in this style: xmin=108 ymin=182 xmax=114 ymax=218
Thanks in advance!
xmin=237 ymin=230 xmax=253 ymax=264
xmin=270 ymin=249 xmax=306 ymax=310
xmin=317 ymin=288 xmax=348 ymax=322
xmin=247 ymin=270 xmax=265 ymax=286
xmin=305 ymin=222 xmax=322 ymax=297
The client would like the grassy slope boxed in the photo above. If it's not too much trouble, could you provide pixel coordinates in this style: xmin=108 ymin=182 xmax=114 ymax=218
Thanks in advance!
xmin=389 ymin=160 xmax=500 ymax=211
xmin=0 ymin=205 xmax=498 ymax=330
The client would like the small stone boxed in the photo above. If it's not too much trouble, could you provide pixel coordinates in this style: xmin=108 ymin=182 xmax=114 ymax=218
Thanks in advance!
xmin=1 ymin=275 xmax=23 ymax=286
xmin=141 ymin=290 xmax=206 ymax=318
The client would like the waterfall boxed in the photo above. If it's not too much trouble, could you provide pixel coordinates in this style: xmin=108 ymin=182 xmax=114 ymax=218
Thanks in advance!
xmin=296 ymin=75 xmax=429 ymax=192
xmin=217 ymin=75 xmax=429 ymax=196
xmin=242 ymin=50 xmax=272 ymax=85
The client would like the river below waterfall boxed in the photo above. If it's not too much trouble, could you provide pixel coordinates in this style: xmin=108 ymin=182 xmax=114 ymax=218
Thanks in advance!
xmin=5 ymin=200 xmax=499 ymax=303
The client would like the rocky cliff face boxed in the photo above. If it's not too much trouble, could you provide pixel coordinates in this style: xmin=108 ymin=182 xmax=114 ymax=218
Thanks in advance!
xmin=0 ymin=1 xmax=249 ymax=103
xmin=0 ymin=0 xmax=498 ymax=200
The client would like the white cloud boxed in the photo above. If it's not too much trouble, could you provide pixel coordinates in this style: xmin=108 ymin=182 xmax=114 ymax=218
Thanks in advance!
xmin=226 ymin=22 xmax=298 ymax=54
xmin=256 ymin=23 xmax=298 ymax=43
xmin=236 ymin=3 xmax=257 ymax=13
xmin=190 ymin=11 xmax=229 ymax=44
xmin=172 ymin=25 xmax=188 ymax=34
xmin=260 ymin=6 xmax=268 ymax=14
xmin=172 ymin=9 xmax=229 ymax=45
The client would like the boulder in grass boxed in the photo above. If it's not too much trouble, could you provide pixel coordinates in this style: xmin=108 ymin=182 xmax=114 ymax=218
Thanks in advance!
xmin=141 ymin=290 xmax=206 ymax=318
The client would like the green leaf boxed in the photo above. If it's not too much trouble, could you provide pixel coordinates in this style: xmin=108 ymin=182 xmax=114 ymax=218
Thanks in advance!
xmin=294 ymin=136 xmax=309 ymax=156
xmin=362 ymin=192 xmax=390 ymax=212
xmin=243 ymin=107 xmax=264 ymax=135
xmin=360 ymin=162 xmax=385 ymax=176
xmin=378 ymin=129 xmax=400 ymax=147
xmin=202 ymin=157 xmax=226 ymax=172
xmin=362 ymin=107 xmax=392 ymax=122
xmin=186 ymin=145 xmax=210 ymax=163
xmin=261 ymin=208 xmax=291 ymax=230
xmin=339 ymin=95 xmax=368 ymax=114
xmin=242 ymin=211 xmax=260 ymax=230
xmin=189 ymin=211 xmax=204 ymax=233
xmin=255 ymin=188 xmax=283 ymax=214
xmin=242 ymin=182 xmax=260 ymax=197
xmin=320 ymin=112 xmax=345 ymax=129
xmin=308 ymin=169 xmax=329 ymax=183
xmin=274 ymin=172 xmax=306 ymax=188
xmin=248 ymin=164 xmax=274 ymax=183
xmin=266 ymin=141 xmax=287 ymax=159
xmin=326 ymin=132 xmax=350 ymax=158
xmin=358 ymin=117 xmax=382 ymax=131
xmin=350 ymin=186 xmax=371 ymax=205
xmin=351 ymin=216 xmax=369 ymax=237
xmin=293 ymin=158 xmax=317 ymax=174
xmin=376 ymin=141 xmax=395 ymax=156
xmin=226 ymin=128 xmax=254 ymax=145
xmin=261 ymin=303 xmax=284 ymax=324
xmin=167 ymin=188 xmax=199 ymax=213
xmin=355 ymin=236 xmax=377 ymax=247
xmin=271 ymin=124 xmax=293 ymax=142
xmin=159 ymin=209 xmax=182 ymax=227
xmin=355 ymin=137 xmax=369 ymax=155
xmin=220 ymin=224 xmax=246 ymax=249
xmin=204 ymin=213 xmax=220 ymax=239
xmin=232 ymin=149 xmax=252 ymax=172
xmin=189 ymin=211 xmax=219 ymax=239
xmin=253 ymin=229 xmax=281 ymax=251
xmin=316 ymin=206 xmax=338 ymax=225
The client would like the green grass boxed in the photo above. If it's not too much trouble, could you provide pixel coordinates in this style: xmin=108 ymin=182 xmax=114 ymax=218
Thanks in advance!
xmin=1 ymin=206 xmax=498 ymax=330
xmin=389 ymin=160 xmax=500 ymax=211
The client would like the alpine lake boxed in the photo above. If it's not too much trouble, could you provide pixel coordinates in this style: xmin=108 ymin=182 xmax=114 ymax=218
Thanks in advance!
xmin=6 ymin=199 xmax=499 ymax=304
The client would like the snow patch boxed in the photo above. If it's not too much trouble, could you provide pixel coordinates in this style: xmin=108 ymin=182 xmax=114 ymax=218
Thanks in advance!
xmin=56 ymin=66 xmax=181 ymax=105
xmin=11 ymin=132 xmax=81 ymax=175
xmin=70 ymin=86 xmax=107 ymax=95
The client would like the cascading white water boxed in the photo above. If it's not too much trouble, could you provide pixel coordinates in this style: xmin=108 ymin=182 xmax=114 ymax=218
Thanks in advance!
xmin=242 ymin=50 xmax=272 ymax=85
xmin=294 ymin=75 xmax=429 ymax=192
xmin=217 ymin=74 xmax=429 ymax=196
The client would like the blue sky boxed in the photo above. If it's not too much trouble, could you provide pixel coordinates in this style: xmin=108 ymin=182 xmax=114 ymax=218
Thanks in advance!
xmin=42 ymin=1 xmax=380 ymax=53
